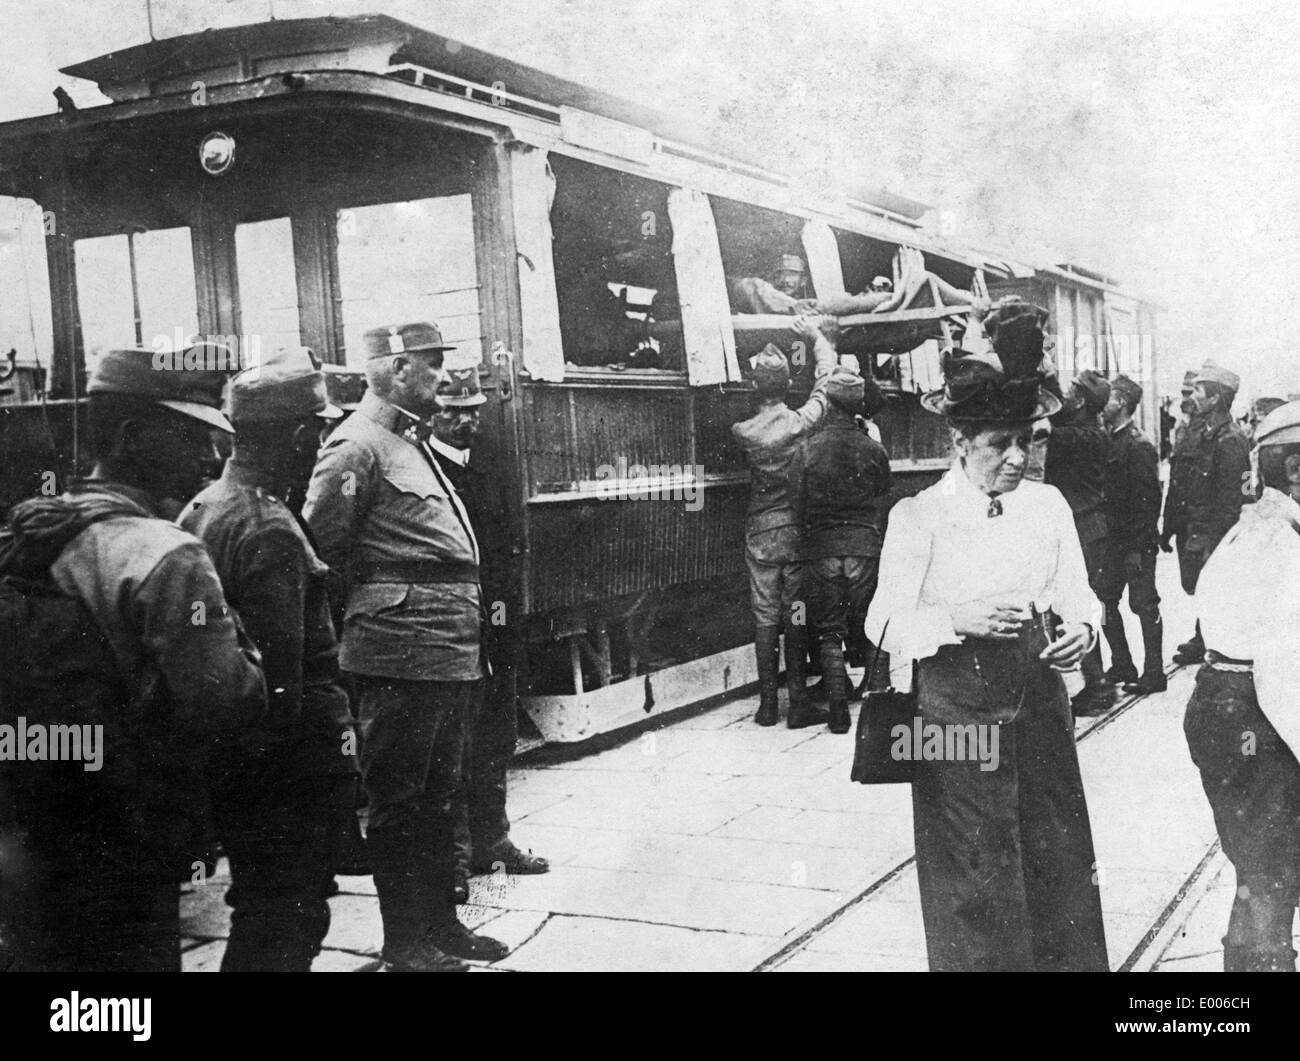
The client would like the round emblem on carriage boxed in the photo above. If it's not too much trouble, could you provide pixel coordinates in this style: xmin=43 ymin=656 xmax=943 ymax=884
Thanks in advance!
xmin=199 ymin=132 xmax=236 ymax=176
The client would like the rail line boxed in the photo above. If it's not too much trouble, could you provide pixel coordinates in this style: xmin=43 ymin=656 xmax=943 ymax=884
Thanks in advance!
xmin=750 ymin=663 xmax=1194 ymax=973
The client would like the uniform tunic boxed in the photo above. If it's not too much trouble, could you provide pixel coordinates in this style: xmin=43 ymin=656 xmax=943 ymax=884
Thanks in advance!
xmin=1162 ymin=410 xmax=1251 ymax=593
xmin=1096 ymin=421 xmax=1161 ymax=614
xmin=865 ymin=465 xmax=1108 ymax=971
xmin=180 ymin=461 xmax=358 ymax=970
xmin=731 ymin=335 xmax=835 ymax=625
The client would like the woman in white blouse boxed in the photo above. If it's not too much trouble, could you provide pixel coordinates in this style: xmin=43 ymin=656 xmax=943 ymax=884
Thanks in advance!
xmin=865 ymin=300 xmax=1108 ymax=972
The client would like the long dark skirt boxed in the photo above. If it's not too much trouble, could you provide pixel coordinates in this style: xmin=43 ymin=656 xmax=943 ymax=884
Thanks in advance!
xmin=912 ymin=637 xmax=1109 ymax=972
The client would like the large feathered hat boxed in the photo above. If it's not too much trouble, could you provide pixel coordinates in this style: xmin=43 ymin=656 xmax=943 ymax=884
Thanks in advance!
xmin=920 ymin=299 xmax=1061 ymax=423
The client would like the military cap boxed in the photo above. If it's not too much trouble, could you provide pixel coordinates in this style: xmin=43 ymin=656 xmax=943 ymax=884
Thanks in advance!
xmin=361 ymin=321 xmax=456 ymax=360
xmin=436 ymin=366 xmax=487 ymax=408
xmin=750 ymin=343 xmax=790 ymax=391
xmin=1181 ymin=369 xmax=1198 ymax=390
xmin=1111 ymin=373 xmax=1143 ymax=406
xmin=229 ymin=346 xmax=343 ymax=424
xmin=1194 ymin=359 xmax=1240 ymax=393
xmin=773 ymin=253 xmax=807 ymax=274
xmin=826 ymin=366 xmax=866 ymax=408
xmin=90 ymin=347 xmax=233 ymax=433
xmin=1254 ymin=400 xmax=1300 ymax=448
xmin=1072 ymin=369 xmax=1111 ymax=412
xmin=1252 ymin=396 xmax=1286 ymax=421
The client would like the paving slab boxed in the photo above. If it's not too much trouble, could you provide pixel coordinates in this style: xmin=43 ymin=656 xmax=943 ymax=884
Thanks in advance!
xmin=497 ymin=914 xmax=776 ymax=972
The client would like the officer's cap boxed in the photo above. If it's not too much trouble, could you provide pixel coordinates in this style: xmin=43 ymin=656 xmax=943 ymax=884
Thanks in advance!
xmin=751 ymin=343 xmax=790 ymax=391
xmin=361 ymin=321 xmax=456 ymax=360
xmin=88 ymin=347 xmax=233 ymax=433
xmin=1072 ymin=369 xmax=1111 ymax=411
xmin=1194 ymin=359 xmax=1240 ymax=393
xmin=826 ymin=366 xmax=866 ymax=408
xmin=229 ymin=346 xmax=343 ymax=424
xmin=1111 ymin=374 xmax=1143 ymax=406
xmin=1254 ymin=400 xmax=1300 ymax=448
xmin=436 ymin=366 xmax=487 ymax=408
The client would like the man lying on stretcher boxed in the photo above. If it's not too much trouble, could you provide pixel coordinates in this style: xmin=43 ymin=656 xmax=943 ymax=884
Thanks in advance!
xmin=728 ymin=246 xmax=983 ymax=317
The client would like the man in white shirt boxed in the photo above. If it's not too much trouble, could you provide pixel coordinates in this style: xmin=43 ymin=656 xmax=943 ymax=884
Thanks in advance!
xmin=1184 ymin=400 xmax=1300 ymax=972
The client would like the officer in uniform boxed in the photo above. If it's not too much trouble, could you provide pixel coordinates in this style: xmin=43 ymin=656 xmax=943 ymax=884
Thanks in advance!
xmin=1097 ymin=374 xmax=1165 ymax=693
xmin=1160 ymin=360 xmax=1251 ymax=664
xmin=1044 ymin=368 xmax=1113 ymax=714
xmin=0 ymin=347 xmax=266 ymax=971
xmin=798 ymin=367 xmax=891 ymax=733
xmin=304 ymin=322 xmax=506 ymax=971
xmin=427 ymin=366 xmax=549 ymax=903
xmin=1184 ymin=400 xmax=1300 ymax=971
xmin=179 ymin=347 xmax=360 ymax=971
xmin=732 ymin=316 xmax=836 ymax=729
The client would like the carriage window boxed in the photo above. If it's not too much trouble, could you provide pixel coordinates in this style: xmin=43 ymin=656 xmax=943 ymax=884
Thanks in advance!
xmin=550 ymin=155 xmax=681 ymax=371
xmin=236 ymin=217 xmax=301 ymax=356
xmin=711 ymin=196 xmax=813 ymax=314
xmin=0 ymin=197 xmax=52 ymax=368
xmin=74 ymin=227 xmax=199 ymax=365
xmin=334 ymin=195 xmax=481 ymax=368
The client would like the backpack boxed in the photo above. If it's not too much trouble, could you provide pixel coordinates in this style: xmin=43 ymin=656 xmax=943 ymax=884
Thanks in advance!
xmin=0 ymin=495 xmax=144 ymax=855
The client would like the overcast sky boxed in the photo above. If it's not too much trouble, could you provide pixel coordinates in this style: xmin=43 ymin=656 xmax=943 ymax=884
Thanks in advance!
xmin=2 ymin=0 xmax=1297 ymax=395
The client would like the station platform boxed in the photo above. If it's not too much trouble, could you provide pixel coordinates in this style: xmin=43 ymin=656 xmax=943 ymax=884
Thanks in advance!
xmin=177 ymin=552 xmax=1295 ymax=971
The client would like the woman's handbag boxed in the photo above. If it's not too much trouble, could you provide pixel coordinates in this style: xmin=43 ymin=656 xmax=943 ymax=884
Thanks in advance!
xmin=850 ymin=621 xmax=920 ymax=784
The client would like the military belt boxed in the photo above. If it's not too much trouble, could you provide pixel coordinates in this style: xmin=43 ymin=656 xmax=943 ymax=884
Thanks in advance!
xmin=1204 ymin=650 xmax=1253 ymax=672
xmin=354 ymin=559 xmax=480 ymax=584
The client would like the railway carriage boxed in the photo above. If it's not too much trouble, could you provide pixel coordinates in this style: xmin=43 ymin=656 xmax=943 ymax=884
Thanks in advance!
xmin=0 ymin=13 xmax=1159 ymax=742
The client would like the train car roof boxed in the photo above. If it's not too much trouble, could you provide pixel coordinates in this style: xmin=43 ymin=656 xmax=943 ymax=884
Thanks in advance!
xmin=0 ymin=13 xmax=1156 ymax=306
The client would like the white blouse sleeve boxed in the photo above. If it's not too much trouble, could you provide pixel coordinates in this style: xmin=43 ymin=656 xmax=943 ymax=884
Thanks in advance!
xmin=864 ymin=495 xmax=961 ymax=670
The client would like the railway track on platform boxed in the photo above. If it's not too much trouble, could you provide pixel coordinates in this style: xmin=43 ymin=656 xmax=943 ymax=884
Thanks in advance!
xmin=749 ymin=663 xmax=1211 ymax=973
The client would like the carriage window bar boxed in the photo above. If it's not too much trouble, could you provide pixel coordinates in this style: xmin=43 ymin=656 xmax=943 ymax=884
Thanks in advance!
xmin=73 ymin=227 xmax=199 ymax=369
xmin=334 ymin=195 xmax=482 ymax=369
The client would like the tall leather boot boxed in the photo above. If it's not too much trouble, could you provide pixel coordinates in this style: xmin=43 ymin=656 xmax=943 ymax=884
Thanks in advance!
xmin=1101 ymin=602 xmax=1137 ymax=685
xmin=753 ymin=625 xmax=780 ymax=727
xmin=1125 ymin=610 xmax=1166 ymax=693
xmin=819 ymin=639 xmax=850 ymax=734
xmin=785 ymin=619 xmax=829 ymax=730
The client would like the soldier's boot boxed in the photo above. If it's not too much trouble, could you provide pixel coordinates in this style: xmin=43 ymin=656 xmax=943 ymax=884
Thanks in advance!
xmin=1071 ymin=644 xmax=1114 ymax=715
xmin=753 ymin=625 xmax=780 ymax=727
xmin=1173 ymin=621 xmax=1205 ymax=665
xmin=819 ymin=640 xmax=851 ymax=734
xmin=1101 ymin=602 xmax=1138 ymax=685
xmin=785 ymin=620 xmax=829 ymax=730
xmin=1125 ymin=611 xmax=1167 ymax=694
xmin=370 ymin=824 xmax=467 ymax=972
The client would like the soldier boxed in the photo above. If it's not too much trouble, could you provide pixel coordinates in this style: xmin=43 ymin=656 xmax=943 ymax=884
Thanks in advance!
xmin=0 ymin=348 xmax=266 ymax=971
xmin=427 ymin=366 xmax=550 ymax=904
xmin=1160 ymin=360 xmax=1251 ymax=664
xmin=178 ymin=347 xmax=360 ymax=971
xmin=1044 ymin=368 xmax=1113 ymax=714
xmin=1184 ymin=400 xmax=1300 ymax=971
xmin=799 ymin=367 xmax=891 ymax=733
xmin=732 ymin=316 xmax=836 ymax=729
xmin=304 ymin=321 xmax=506 ymax=972
xmin=1098 ymin=374 xmax=1165 ymax=693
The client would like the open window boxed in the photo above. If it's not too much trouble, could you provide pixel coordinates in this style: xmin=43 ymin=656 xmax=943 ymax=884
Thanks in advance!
xmin=73 ymin=226 xmax=199 ymax=368
xmin=550 ymin=155 xmax=682 ymax=373
xmin=333 ymin=195 xmax=482 ymax=369
xmin=234 ymin=216 xmax=301 ymax=357
xmin=0 ymin=197 xmax=52 ymax=392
